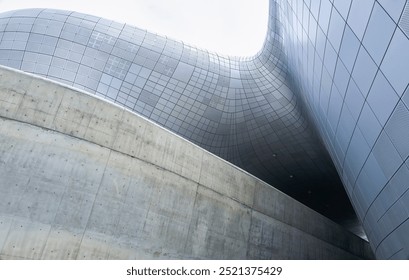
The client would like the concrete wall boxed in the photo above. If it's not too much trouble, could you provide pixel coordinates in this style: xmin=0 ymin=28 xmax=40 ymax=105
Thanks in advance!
xmin=0 ymin=66 xmax=373 ymax=259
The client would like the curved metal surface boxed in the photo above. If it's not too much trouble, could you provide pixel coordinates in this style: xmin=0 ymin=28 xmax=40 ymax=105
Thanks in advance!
xmin=0 ymin=3 xmax=356 ymax=233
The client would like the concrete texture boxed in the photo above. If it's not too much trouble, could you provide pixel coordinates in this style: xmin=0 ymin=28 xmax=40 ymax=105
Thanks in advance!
xmin=0 ymin=66 xmax=373 ymax=259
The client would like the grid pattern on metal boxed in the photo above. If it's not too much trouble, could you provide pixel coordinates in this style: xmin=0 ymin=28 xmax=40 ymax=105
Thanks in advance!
xmin=2 ymin=0 xmax=409 ymax=259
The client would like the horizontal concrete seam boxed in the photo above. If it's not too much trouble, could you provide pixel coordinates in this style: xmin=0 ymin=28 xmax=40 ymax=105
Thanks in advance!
xmin=0 ymin=115 xmax=255 ymax=208
xmin=1 ymin=115 xmax=366 ymax=255
xmin=0 ymin=116 xmax=323 ymax=237
xmin=1 ymin=118 xmax=367 ymax=257
xmin=0 ymin=116 xmax=254 ymax=211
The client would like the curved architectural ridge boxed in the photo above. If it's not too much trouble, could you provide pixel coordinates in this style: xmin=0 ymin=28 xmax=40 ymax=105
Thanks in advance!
xmin=1 ymin=0 xmax=409 ymax=259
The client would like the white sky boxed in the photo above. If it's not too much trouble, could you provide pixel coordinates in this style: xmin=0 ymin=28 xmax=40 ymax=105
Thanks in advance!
xmin=0 ymin=0 xmax=268 ymax=56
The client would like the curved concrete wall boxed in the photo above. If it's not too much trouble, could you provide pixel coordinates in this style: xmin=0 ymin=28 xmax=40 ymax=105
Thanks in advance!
xmin=0 ymin=66 xmax=372 ymax=259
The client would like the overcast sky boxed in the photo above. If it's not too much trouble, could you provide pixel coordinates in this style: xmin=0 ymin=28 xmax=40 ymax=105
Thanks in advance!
xmin=0 ymin=0 xmax=268 ymax=56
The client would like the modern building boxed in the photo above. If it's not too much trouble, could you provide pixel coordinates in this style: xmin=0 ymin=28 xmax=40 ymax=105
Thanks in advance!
xmin=0 ymin=0 xmax=408 ymax=259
